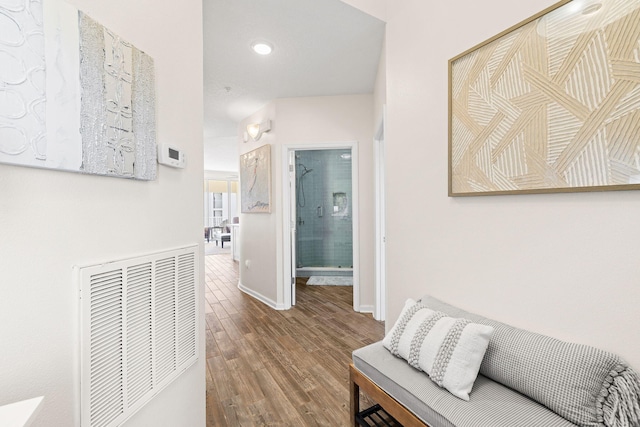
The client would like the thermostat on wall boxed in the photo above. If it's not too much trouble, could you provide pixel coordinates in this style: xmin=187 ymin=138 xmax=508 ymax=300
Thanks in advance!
xmin=157 ymin=144 xmax=186 ymax=168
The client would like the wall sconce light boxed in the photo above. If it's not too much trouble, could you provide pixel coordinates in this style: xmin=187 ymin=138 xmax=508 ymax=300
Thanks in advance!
xmin=245 ymin=120 xmax=271 ymax=142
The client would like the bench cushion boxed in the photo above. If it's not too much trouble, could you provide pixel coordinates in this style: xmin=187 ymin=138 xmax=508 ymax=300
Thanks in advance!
xmin=353 ymin=341 xmax=578 ymax=427
xmin=420 ymin=295 xmax=640 ymax=427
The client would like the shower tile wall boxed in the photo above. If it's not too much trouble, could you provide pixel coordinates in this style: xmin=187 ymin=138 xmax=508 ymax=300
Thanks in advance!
xmin=296 ymin=149 xmax=353 ymax=268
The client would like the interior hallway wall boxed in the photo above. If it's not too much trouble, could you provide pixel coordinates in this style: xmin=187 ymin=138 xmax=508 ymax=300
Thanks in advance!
xmin=238 ymin=95 xmax=375 ymax=310
xmin=384 ymin=0 xmax=640 ymax=369
xmin=0 ymin=0 xmax=205 ymax=425
xmin=237 ymin=103 xmax=279 ymax=305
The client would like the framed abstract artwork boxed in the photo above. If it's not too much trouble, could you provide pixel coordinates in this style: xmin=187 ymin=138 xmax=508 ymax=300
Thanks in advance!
xmin=240 ymin=144 xmax=271 ymax=213
xmin=449 ymin=0 xmax=640 ymax=196
xmin=0 ymin=0 xmax=156 ymax=180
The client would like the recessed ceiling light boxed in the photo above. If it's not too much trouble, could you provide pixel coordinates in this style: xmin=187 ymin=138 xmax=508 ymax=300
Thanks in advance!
xmin=251 ymin=42 xmax=273 ymax=55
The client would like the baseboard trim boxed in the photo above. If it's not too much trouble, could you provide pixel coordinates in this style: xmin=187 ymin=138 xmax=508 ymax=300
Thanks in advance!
xmin=359 ymin=304 xmax=374 ymax=314
xmin=238 ymin=281 xmax=287 ymax=310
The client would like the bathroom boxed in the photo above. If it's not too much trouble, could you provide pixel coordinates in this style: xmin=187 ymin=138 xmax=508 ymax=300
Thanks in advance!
xmin=295 ymin=148 xmax=353 ymax=284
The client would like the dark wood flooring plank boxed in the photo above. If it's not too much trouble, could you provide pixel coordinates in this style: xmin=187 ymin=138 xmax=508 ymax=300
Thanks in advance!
xmin=253 ymin=367 xmax=307 ymax=424
xmin=296 ymin=400 xmax=334 ymax=427
xmin=205 ymin=254 xmax=384 ymax=426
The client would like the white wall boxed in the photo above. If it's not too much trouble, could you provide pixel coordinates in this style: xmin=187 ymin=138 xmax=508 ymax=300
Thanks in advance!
xmin=238 ymin=95 xmax=375 ymax=310
xmin=0 ymin=0 xmax=205 ymax=426
xmin=238 ymin=103 xmax=279 ymax=306
xmin=339 ymin=0 xmax=387 ymax=21
xmin=205 ymin=170 xmax=239 ymax=180
xmin=204 ymin=136 xmax=240 ymax=173
xmin=384 ymin=0 xmax=640 ymax=369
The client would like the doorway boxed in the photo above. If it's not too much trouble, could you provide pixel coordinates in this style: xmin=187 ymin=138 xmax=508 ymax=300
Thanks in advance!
xmin=295 ymin=148 xmax=353 ymax=275
xmin=203 ymin=178 xmax=239 ymax=256
xmin=282 ymin=142 xmax=360 ymax=311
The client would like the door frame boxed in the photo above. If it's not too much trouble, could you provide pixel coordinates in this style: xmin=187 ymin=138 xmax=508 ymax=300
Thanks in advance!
xmin=281 ymin=141 xmax=360 ymax=311
xmin=374 ymin=110 xmax=386 ymax=321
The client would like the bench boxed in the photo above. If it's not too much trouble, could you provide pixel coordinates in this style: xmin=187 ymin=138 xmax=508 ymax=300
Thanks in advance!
xmin=351 ymin=295 xmax=640 ymax=427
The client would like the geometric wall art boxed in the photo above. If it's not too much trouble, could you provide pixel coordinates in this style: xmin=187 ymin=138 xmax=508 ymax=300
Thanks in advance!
xmin=240 ymin=144 xmax=271 ymax=213
xmin=449 ymin=0 xmax=640 ymax=196
xmin=0 ymin=0 xmax=156 ymax=180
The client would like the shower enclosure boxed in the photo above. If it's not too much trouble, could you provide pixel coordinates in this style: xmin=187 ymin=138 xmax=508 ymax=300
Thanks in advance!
xmin=295 ymin=149 xmax=353 ymax=277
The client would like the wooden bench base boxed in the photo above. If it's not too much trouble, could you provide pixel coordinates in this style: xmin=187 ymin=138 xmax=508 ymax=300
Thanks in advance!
xmin=350 ymin=363 xmax=429 ymax=427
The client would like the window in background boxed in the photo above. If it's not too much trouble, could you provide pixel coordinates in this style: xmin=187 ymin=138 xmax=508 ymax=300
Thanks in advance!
xmin=204 ymin=179 xmax=238 ymax=228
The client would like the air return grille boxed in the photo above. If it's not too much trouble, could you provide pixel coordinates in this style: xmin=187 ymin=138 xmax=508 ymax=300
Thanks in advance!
xmin=78 ymin=246 xmax=198 ymax=427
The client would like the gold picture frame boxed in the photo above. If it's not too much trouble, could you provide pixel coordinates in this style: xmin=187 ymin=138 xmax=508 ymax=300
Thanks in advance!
xmin=240 ymin=144 xmax=272 ymax=213
xmin=449 ymin=0 xmax=640 ymax=196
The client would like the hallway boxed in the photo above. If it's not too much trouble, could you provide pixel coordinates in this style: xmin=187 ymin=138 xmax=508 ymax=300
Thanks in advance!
xmin=205 ymin=254 xmax=384 ymax=426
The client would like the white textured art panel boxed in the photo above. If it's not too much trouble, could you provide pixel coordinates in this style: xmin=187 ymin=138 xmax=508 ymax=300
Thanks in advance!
xmin=0 ymin=0 xmax=47 ymax=165
xmin=103 ymin=27 xmax=134 ymax=176
xmin=78 ymin=12 xmax=156 ymax=180
xmin=0 ymin=0 xmax=156 ymax=180
xmin=44 ymin=0 xmax=82 ymax=170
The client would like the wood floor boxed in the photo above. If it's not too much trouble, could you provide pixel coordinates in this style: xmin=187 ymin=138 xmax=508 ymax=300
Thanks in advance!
xmin=205 ymin=254 xmax=385 ymax=426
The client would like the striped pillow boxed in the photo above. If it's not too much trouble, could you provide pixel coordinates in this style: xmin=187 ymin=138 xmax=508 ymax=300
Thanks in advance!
xmin=382 ymin=298 xmax=494 ymax=401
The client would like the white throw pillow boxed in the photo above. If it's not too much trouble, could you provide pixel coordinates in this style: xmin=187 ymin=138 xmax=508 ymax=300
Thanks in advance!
xmin=382 ymin=298 xmax=494 ymax=401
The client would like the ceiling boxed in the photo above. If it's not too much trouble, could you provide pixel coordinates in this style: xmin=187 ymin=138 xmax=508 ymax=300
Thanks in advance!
xmin=203 ymin=0 xmax=386 ymax=172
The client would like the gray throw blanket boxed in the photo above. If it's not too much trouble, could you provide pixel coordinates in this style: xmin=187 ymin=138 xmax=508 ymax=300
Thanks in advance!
xmin=420 ymin=295 xmax=640 ymax=427
xmin=598 ymin=366 xmax=640 ymax=427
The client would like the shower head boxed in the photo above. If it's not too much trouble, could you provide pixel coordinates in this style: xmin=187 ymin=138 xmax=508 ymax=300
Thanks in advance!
xmin=298 ymin=164 xmax=313 ymax=177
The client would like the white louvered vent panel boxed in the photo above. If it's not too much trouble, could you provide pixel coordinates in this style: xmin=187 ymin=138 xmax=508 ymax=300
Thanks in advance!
xmin=125 ymin=262 xmax=153 ymax=407
xmin=89 ymin=270 xmax=124 ymax=427
xmin=79 ymin=245 xmax=199 ymax=427
xmin=154 ymin=257 xmax=177 ymax=384
xmin=177 ymin=253 xmax=196 ymax=365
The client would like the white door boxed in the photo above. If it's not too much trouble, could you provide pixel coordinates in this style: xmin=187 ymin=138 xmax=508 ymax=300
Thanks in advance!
xmin=289 ymin=151 xmax=297 ymax=306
